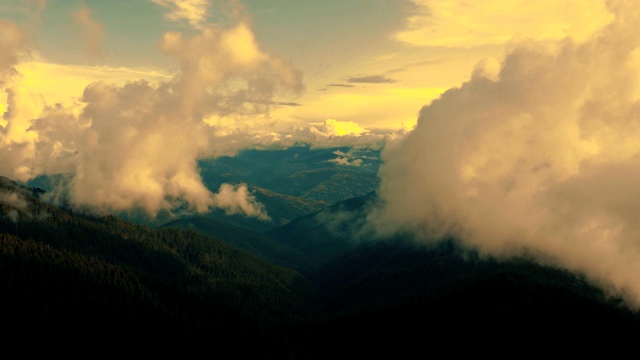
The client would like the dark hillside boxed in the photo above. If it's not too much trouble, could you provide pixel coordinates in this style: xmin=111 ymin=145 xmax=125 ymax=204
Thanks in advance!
xmin=0 ymin=177 xmax=318 ymax=358
xmin=160 ymin=214 xmax=314 ymax=273
xmin=302 ymin=238 xmax=640 ymax=357
xmin=265 ymin=191 xmax=376 ymax=267
xmin=3 ymin=177 xmax=640 ymax=358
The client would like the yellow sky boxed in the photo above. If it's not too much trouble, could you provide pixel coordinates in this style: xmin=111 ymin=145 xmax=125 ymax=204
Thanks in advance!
xmin=15 ymin=60 xmax=171 ymax=108
xmin=1 ymin=0 xmax=617 ymax=133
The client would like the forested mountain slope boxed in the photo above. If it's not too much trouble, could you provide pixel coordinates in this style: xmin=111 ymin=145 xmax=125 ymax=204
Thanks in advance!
xmin=0 ymin=176 xmax=317 ymax=358
xmin=3 ymin=176 xmax=640 ymax=358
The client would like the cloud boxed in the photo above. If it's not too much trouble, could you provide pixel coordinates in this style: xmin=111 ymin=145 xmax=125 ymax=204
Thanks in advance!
xmin=211 ymin=183 xmax=270 ymax=220
xmin=0 ymin=20 xmax=39 ymax=182
xmin=15 ymin=60 xmax=171 ymax=108
xmin=274 ymin=101 xmax=303 ymax=107
xmin=396 ymin=0 xmax=614 ymax=47
xmin=5 ymin=209 xmax=19 ymax=222
xmin=346 ymin=75 xmax=397 ymax=84
xmin=0 ymin=20 xmax=27 ymax=80
xmin=309 ymin=119 xmax=369 ymax=137
xmin=327 ymin=83 xmax=355 ymax=88
xmin=328 ymin=156 xmax=362 ymax=167
xmin=21 ymin=0 xmax=48 ymax=34
xmin=385 ymin=59 xmax=446 ymax=74
xmin=0 ymin=17 xmax=303 ymax=219
xmin=71 ymin=4 xmax=106 ymax=60
xmin=273 ymin=87 xmax=446 ymax=130
xmin=197 ymin=116 xmax=404 ymax=153
xmin=0 ymin=190 xmax=30 ymax=222
xmin=327 ymin=149 xmax=363 ymax=166
xmin=370 ymin=0 xmax=640 ymax=308
xmin=0 ymin=191 xmax=28 ymax=211
xmin=151 ymin=0 xmax=208 ymax=26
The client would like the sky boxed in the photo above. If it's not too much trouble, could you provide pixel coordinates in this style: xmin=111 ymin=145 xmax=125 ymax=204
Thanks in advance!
xmin=1 ymin=0 xmax=611 ymax=132
xmin=8 ymin=1 xmax=640 ymax=307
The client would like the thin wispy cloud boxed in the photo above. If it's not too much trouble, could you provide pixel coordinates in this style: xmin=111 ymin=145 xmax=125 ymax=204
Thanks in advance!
xmin=327 ymin=83 xmax=354 ymax=88
xmin=72 ymin=4 xmax=105 ymax=60
xmin=150 ymin=0 xmax=209 ymax=28
xmin=346 ymin=75 xmax=397 ymax=84
xmin=385 ymin=59 xmax=446 ymax=74
xmin=396 ymin=0 xmax=613 ymax=47
xmin=274 ymin=101 xmax=303 ymax=107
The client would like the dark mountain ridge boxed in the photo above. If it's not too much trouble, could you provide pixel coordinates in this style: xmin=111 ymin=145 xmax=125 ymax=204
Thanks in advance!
xmin=159 ymin=214 xmax=314 ymax=273
xmin=2 ymin=176 xmax=640 ymax=357
xmin=265 ymin=191 xmax=376 ymax=267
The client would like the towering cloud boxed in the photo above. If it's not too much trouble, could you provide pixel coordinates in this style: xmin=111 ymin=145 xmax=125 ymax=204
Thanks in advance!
xmin=0 ymin=20 xmax=41 ymax=182
xmin=371 ymin=0 xmax=640 ymax=307
xmin=57 ymin=20 xmax=301 ymax=217
xmin=0 ymin=1 xmax=303 ymax=219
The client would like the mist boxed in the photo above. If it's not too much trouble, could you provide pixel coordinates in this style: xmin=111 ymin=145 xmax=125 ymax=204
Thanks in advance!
xmin=369 ymin=0 xmax=640 ymax=307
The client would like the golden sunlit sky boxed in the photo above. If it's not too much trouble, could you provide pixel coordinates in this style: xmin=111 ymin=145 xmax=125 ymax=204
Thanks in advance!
xmin=1 ymin=0 xmax=612 ymax=131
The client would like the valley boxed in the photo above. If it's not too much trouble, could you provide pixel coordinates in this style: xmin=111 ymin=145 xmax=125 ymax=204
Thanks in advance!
xmin=2 ymin=146 xmax=639 ymax=357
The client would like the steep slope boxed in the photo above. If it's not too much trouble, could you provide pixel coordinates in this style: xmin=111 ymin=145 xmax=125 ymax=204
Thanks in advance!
xmin=303 ymin=238 xmax=640 ymax=357
xmin=5 ymin=175 xmax=640 ymax=358
xmin=265 ymin=191 xmax=640 ymax=356
xmin=189 ymin=186 xmax=327 ymax=232
xmin=160 ymin=214 xmax=314 ymax=274
xmin=0 ymin=176 xmax=318 ymax=358
xmin=265 ymin=192 xmax=376 ymax=268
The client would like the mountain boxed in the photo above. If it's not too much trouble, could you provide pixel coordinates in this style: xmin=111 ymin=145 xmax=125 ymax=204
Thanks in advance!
xmin=198 ymin=144 xmax=381 ymax=205
xmin=0 ymin=176 xmax=318 ymax=358
xmin=305 ymin=239 xmax=640 ymax=359
xmin=3 ymin=176 xmax=640 ymax=357
xmin=157 ymin=191 xmax=379 ymax=275
xmin=160 ymin=214 xmax=314 ymax=274
xmin=266 ymin=191 xmax=640 ymax=356
xmin=184 ymin=186 xmax=327 ymax=232
xmin=265 ymin=191 xmax=377 ymax=268
xmin=159 ymin=191 xmax=375 ymax=275
xmin=27 ymin=145 xmax=381 ymax=232
xmin=303 ymin=237 xmax=640 ymax=357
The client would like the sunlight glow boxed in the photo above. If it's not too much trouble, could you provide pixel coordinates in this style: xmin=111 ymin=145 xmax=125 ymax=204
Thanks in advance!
xmin=319 ymin=119 xmax=368 ymax=136
xmin=15 ymin=61 xmax=171 ymax=108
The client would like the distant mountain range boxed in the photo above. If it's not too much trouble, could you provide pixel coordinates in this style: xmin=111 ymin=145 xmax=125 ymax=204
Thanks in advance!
xmin=192 ymin=144 xmax=381 ymax=231
xmin=27 ymin=144 xmax=381 ymax=231
xmin=3 ymin=173 xmax=640 ymax=357
xmin=198 ymin=144 xmax=381 ymax=205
